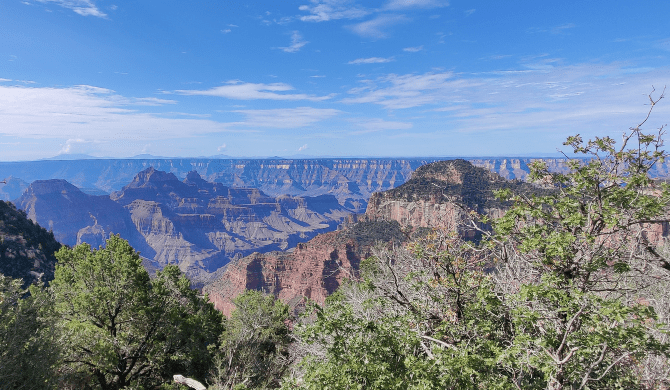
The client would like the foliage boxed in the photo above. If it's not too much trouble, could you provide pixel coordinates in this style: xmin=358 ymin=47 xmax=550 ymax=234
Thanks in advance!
xmin=338 ymin=220 xmax=407 ymax=248
xmin=285 ymin=90 xmax=670 ymax=389
xmin=0 ymin=274 xmax=60 ymax=390
xmin=211 ymin=290 xmax=291 ymax=390
xmin=0 ymin=200 xmax=61 ymax=286
xmin=51 ymin=234 xmax=224 ymax=390
xmin=285 ymin=231 xmax=530 ymax=389
xmin=489 ymin=90 xmax=670 ymax=389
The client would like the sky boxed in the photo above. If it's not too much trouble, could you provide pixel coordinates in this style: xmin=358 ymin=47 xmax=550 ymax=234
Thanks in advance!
xmin=1 ymin=0 xmax=669 ymax=161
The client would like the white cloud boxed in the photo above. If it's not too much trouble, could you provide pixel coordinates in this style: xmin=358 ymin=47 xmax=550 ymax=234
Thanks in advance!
xmin=351 ymin=118 xmax=413 ymax=134
xmin=221 ymin=29 xmax=232 ymax=34
xmin=341 ymin=64 xmax=670 ymax=140
xmin=0 ymin=78 xmax=11 ymax=82
xmin=298 ymin=144 xmax=308 ymax=151
xmin=35 ymin=0 xmax=106 ymax=17
xmin=299 ymin=0 xmax=369 ymax=22
xmin=177 ymin=81 xmax=333 ymax=101
xmin=59 ymin=138 xmax=92 ymax=154
xmin=0 ymin=84 xmax=235 ymax=140
xmin=132 ymin=97 xmax=177 ymax=106
xmin=342 ymin=71 xmax=457 ymax=109
xmin=348 ymin=57 xmax=394 ymax=65
xmin=403 ymin=45 xmax=423 ymax=52
xmin=217 ymin=143 xmax=227 ymax=151
xmin=551 ymin=23 xmax=576 ymax=34
xmin=384 ymin=0 xmax=448 ymax=10
xmin=347 ymin=15 xmax=410 ymax=39
xmin=232 ymin=107 xmax=340 ymax=128
xmin=464 ymin=9 xmax=475 ymax=16
xmin=279 ymin=31 xmax=309 ymax=53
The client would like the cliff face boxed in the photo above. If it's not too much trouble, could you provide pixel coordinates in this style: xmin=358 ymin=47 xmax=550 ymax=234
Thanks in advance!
xmin=203 ymin=220 xmax=406 ymax=316
xmin=0 ymin=201 xmax=62 ymax=287
xmin=365 ymin=159 xmax=535 ymax=238
xmin=15 ymin=168 xmax=354 ymax=282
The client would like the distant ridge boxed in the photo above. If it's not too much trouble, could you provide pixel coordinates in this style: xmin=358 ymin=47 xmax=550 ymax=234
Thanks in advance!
xmin=41 ymin=153 xmax=101 ymax=160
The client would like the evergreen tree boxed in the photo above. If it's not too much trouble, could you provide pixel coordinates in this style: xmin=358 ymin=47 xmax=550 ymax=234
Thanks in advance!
xmin=51 ymin=234 xmax=223 ymax=390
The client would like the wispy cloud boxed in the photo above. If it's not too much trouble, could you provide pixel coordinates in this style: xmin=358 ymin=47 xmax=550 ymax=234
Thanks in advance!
xmin=279 ymin=31 xmax=309 ymax=53
xmin=217 ymin=143 xmax=227 ymax=151
xmin=0 ymin=85 xmax=234 ymax=141
xmin=232 ymin=107 xmax=340 ymax=128
xmin=464 ymin=9 xmax=475 ymax=16
xmin=132 ymin=97 xmax=177 ymax=106
xmin=551 ymin=23 xmax=576 ymax=34
xmin=298 ymin=144 xmax=308 ymax=151
xmin=403 ymin=45 xmax=423 ymax=52
xmin=351 ymin=118 xmax=413 ymax=134
xmin=177 ymin=81 xmax=333 ymax=101
xmin=298 ymin=0 xmax=369 ymax=22
xmin=35 ymin=0 xmax=106 ymax=17
xmin=347 ymin=14 xmax=410 ymax=39
xmin=527 ymin=23 xmax=576 ymax=35
xmin=348 ymin=57 xmax=394 ymax=65
xmin=383 ymin=0 xmax=448 ymax=10
xmin=341 ymin=64 xmax=670 ymax=141
xmin=342 ymin=71 xmax=457 ymax=109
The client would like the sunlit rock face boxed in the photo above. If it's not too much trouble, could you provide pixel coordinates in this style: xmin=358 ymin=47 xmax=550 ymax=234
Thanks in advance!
xmin=15 ymin=168 xmax=355 ymax=283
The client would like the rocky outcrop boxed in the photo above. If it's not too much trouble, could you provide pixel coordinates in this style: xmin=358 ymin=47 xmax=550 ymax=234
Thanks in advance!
xmin=203 ymin=220 xmax=406 ymax=316
xmin=365 ymin=159 xmax=537 ymax=238
xmin=0 ymin=201 xmax=61 ymax=287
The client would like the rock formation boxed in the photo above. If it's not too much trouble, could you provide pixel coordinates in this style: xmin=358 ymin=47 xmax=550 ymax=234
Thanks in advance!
xmin=15 ymin=168 xmax=354 ymax=282
xmin=204 ymin=220 xmax=406 ymax=316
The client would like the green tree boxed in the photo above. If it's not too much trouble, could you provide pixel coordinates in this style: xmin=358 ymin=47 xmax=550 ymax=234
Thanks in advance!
xmin=286 ymin=90 xmax=670 ymax=389
xmin=285 ymin=232 xmax=525 ymax=389
xmin=490 ymin=90 xmax=670 ymax=389
xmin=211 ymin=290 xmax=291 ymax=390
xmin=0 ymin=274 xmax=60 ymax=390
xmin=51 ymin=234 xmax=223 ymax=390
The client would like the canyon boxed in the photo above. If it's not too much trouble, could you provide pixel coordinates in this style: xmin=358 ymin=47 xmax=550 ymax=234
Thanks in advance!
xmin=14 ymin=167 xmax=354 ymax=282
xmin=203 ymin=159 xmax=539 ymax=314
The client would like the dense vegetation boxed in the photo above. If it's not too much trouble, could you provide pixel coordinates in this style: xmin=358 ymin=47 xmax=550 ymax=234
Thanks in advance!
xmin=337 ymin=220 xmax=407 ymax=248
xmin=0 ymin=200 xmax=61 ymax=286
xmin=2 ymin=94 xmax=670 ymax=389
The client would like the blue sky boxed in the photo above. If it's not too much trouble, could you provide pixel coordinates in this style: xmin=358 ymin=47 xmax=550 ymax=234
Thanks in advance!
xmin=1 ymin=0 xmax=669 ymax=160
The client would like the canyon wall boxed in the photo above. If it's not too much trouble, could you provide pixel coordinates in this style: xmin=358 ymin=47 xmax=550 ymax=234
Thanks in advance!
xmin=15 ymin=168 xmax=354 ymax=282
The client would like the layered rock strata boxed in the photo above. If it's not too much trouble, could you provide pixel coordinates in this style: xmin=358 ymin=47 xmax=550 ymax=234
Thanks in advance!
xmin=15 ymin=168 xmax=354 ymax=282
